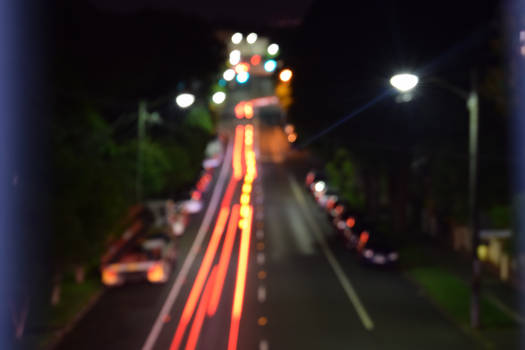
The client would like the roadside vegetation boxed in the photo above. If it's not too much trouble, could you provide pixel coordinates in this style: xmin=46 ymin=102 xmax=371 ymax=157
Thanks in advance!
xmin=13 ymin=1 xmax=225 ymax=347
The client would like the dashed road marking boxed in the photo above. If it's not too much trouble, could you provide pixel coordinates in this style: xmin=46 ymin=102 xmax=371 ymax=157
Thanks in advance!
xmin=259 ymin=339 xmax=269 ymax=350
xmin=289 ymin=174 xmax=375 ymax=331
xmin=257 ymin=252 xmax=265 ymax=265
xmin=257 ymin=285 xmax=266 ymax=303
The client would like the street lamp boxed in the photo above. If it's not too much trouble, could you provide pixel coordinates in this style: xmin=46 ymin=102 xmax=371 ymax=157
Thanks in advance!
xmin=229 ymin=50 xmax=241 ymax=65
xmin=175 ymin=93 xmax=195 ymax=108
xmin=391 ymin=72 xmax=480 ymax=328
xmin=231 ymin=32 xmax=243 ymax=44
xmin=389 ymin=73 xmax=419 ymax=92
xmin=212 ymin=91 xmax=226 ymax=104
xmin=247 ymin=33 xmax=258 ymax=44
xmin=223 ymin=69 xmax=236 ymax=81
xmin=267 ymin=43 xmax=279 ymax=56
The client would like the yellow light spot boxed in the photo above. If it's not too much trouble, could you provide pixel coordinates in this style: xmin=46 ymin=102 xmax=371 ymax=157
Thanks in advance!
xmin=240 ymin=205 xmax=250 ymax=218
xmin=240 ymin=193 xmax=251 ymax=205
xmin=242 ymin=184 xmax=252 ymax=193
xmin=256 ymin=242 xmax=265 ymax=251
xmin=257 ymin=270 xmax=267 ymax=280
xmin=478 ymin=244 xmax=489 ymax=261
xmin=238 ymin=219 xmax=246 ymax=229
xmin=257 ymin=316 xmax=268 ymax=326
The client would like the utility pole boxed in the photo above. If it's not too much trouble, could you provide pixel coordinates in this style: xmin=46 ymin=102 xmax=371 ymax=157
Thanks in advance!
xmin=467 ymin=72 xmax=480 ymax=329
xmin=137 ymin=100 xmax=147 ymax=203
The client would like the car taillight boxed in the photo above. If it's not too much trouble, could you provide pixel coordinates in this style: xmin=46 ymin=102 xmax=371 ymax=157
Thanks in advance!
xmin=346 ymin=217 xmax=356 ymax=228
xmin=357 ymin=231 xmax=369 ymax=252
xmin=147 ymin=263 xmax=165 ymax=283
xmin=102 ymin=266 xmax=119 ymax=286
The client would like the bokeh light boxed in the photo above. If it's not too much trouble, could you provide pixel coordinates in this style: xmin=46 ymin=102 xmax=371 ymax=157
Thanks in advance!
xmin=236 ymin=71 xmax=250 ymax=84
xmin=247 ymin=33 xmax=258 ymax=44
xmin=267 ymin=43 xmax=279 ymax=56
xmin=212 ymin=91 xmax=226 ymax=104
xmin=175 ymin=93 xmax=195 ymax=108
xmin=223 ymin=69 xmax=236 ymax=81
xmin=264 ymin=60 xmax=277 ymax=72
xmin=279 ymin=68 xmax=293 ymax=82
xmin=231 ymin=32 xmax=243 ymax=44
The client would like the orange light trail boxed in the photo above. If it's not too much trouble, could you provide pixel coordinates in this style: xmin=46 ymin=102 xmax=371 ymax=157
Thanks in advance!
xmin=221 ymin=176 xmax=238 ymax=210
xmin=184 ymin=266 xmax=218 ymax=350
xmin=244 ymin=103 xmax=254 ymax=119
xmin=169 ymin=207 xmax=230 ymax=350
xmin=233 ymin=125 xmax=245 ymax=177
xmin=207 ymin=205 xmax=240 ymax=316
xmin=227 ymin=206 xmax=253 ymax=350
xmin=233 ymin=125 xmax=244 ymax=180
xmin=234 ymin=102 xmax=244 ymax=119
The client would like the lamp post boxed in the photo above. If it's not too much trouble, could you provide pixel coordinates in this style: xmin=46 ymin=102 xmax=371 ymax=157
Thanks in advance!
xmin=390 ymin=72 xmax=481 ymax=328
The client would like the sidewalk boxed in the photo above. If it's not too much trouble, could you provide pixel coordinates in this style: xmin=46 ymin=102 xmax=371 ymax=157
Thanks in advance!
xmin=401 ymin=234 xmax=522 ymax=349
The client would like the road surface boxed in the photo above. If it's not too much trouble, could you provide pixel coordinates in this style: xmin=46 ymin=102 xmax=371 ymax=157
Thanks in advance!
xmin=55 ymin=116 xmax=477 ymax=350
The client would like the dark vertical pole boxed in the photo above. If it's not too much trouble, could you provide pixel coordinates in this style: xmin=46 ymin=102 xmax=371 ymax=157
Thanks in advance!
xmin=467 ymin=71 xmax=480 ymax=328
xmin=137 ymin=101 xmax=147 ymax=202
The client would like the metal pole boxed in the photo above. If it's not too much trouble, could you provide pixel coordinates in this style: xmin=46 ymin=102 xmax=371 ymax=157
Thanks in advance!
xmin=467 ymin=74 xmax=480 ymax=329
xmin=137 ymin=100 xmax=147 ymax=202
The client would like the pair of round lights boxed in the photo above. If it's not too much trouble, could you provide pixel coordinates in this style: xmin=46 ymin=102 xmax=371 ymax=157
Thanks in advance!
xmin=231 ymin=32 xmax=258 ymax=44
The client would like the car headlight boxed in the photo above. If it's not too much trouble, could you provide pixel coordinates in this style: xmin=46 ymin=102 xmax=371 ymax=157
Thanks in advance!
xmin=388 ymin=252 xmax=399 ymax=261
xmin=364 ymin=249 xmax=374 ymax=259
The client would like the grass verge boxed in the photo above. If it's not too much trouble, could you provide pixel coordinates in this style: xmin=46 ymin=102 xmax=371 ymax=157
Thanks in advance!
xmin=41 ymin=278 xmax=102 ymax=349
xmin=409 ymin=266 xmax=516 ymax=328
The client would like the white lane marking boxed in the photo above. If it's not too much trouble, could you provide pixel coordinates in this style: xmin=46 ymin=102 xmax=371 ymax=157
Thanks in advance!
xmin=257 ymin=285 xmax=266 ymax=303
xmin=142 ymin=139 xmax=233 ymax=350
xmin=257 ymin=252 xmax=265 ymax=266
xmin=259 ymin=339 xmax=269 ymax=350
xmin=288 ymin=174 xmax=375 ymax=331
xmin=256 ymin=229 xmax=264 ymax=240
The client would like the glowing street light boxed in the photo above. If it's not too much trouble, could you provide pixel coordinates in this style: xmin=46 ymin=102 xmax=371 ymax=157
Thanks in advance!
xmin=212 ymin=91 xmax=226 ymax=104
xmin=229 ymin=50 xmax=241 ymax=65
xmin=279 ymin=68 xmax=293 ymax=82
xmin=231 ymin=32 xmax=243 ymax=44
xmin=236 ymin=71 xmax=250 ymax=84
xmin=223 ymin=68 xmax=236 ymax=81
xmin=175 ymin=93 xmax=195 ymax=108
xmin=389 ymin=70 xmax=481 ymax=328
xmin=247 ymin=32 xmax=258 ymax=44
xmin=264 ymin=59 xmax=277 ymax=73
xmin=267 ymin=43 xmax=279 ymax=56
xmin=390 ymin=73 xmax=419 ymax=92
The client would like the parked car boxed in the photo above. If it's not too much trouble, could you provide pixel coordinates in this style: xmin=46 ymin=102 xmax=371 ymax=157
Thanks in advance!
xmin=101 ymin=231 xmax=176 ymax=287
xmin=317 ymin=189 xmax=339 ymax=208
xmin=358 ymin=232 xmax=399 ymax=267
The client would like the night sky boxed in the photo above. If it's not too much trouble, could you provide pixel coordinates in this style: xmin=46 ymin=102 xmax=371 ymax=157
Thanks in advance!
xmin=89 ymin=0 xmax=313 ymax=25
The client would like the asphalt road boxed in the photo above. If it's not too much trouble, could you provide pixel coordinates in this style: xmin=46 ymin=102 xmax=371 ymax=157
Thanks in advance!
xmin=55 ymin=120 xmax=479 ymax=350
